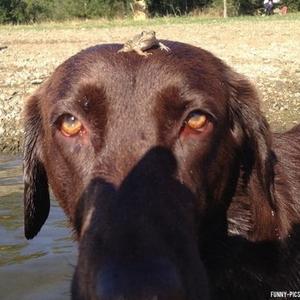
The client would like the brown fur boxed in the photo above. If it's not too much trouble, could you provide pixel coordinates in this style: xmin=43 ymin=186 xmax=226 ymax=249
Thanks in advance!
xmin=23 ymin=42 xmax=300 ymax=300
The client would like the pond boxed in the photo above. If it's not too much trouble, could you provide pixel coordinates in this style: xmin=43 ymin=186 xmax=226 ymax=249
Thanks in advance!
xmin=0 ymin=155 xmax=77 ymax=300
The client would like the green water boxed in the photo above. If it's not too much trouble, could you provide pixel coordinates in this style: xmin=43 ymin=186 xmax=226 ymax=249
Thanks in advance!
xmin=0 ymin=155 xmax=77 ymax=300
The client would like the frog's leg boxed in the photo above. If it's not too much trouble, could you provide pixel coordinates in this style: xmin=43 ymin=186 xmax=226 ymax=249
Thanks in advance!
xmin=134 ymin=48 xmax=152 ymax=57
xmin=118 ymin=46 xmax=131 ymax=53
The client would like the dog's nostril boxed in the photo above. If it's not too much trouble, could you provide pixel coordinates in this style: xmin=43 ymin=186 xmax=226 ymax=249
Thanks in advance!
xmin=96 ymin=259 xmax=186 ymax=300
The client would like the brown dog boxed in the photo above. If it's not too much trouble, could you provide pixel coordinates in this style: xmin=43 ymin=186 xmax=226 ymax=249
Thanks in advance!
xmin=23 ymin=41 xmax=300 ymax=300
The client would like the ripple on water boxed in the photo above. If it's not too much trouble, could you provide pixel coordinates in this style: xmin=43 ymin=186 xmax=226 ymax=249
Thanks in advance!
xmin=0 ymin=155 xmax=77 ymax=300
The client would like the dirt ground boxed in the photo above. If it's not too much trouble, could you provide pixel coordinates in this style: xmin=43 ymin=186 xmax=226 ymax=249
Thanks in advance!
xmin=0 ymin=17 xmax=299 ymax=152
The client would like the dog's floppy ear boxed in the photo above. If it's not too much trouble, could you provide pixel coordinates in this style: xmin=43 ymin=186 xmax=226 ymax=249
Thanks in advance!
xmin=23 ymin=94 xmax=50 ymax=239
xmin=226 ymin=69 xmax=280 ymax=241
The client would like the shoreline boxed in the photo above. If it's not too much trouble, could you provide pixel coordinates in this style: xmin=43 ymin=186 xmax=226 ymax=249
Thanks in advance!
xmin=1 ymin=19 xmax=299 ymax=154
xmin=0 ymin=93 xmax=23 ymax=154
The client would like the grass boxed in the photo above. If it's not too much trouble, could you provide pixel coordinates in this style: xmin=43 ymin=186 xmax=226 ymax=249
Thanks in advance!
xmin=0 ymin=12 xmax=299 ymax=31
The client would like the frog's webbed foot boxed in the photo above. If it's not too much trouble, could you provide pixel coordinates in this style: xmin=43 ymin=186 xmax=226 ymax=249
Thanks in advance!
xmin=158 ymin=42 xmax=170 ymax=52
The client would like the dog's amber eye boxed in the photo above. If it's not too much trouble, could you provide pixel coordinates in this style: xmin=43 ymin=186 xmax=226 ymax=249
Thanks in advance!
xmin=60 ymin=115 xmax=83 ymax=137
xmin=185 ymin=112 xmax=208 ymax=131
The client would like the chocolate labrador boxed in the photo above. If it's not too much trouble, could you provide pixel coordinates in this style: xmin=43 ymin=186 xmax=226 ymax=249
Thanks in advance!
xmin=23 ymin=41 xmax=300 ymax=300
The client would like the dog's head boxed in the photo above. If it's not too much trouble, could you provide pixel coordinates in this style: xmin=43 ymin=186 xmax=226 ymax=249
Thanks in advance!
xmin=23 ymin=42 xmax=277 ymax=299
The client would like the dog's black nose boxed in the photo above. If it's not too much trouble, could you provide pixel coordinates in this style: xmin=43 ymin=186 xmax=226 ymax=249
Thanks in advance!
xmin=95 ymin=258 xmax=186 ymax=300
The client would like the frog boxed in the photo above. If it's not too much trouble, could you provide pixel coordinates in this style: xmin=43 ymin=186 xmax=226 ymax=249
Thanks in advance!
xmin=118 ymin=31 xmax=170 ymax=57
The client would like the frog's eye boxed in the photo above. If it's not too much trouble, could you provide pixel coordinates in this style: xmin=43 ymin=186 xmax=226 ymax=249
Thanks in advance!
xmin=184 ymin=111 xmax=208 ymax=132
xmin=59 ymin=114 xmax=83 ymax=137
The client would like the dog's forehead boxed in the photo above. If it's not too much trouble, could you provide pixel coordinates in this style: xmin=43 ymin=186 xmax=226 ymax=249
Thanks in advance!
xmin=46 ymin=43 xmax=227 ymax=117
xmin=74 ymin=45 xmax=191 ymax=92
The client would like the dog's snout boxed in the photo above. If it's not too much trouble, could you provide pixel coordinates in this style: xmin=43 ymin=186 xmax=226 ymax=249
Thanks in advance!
xmin=93 ymin=147 xmax=178 ymax=188
xmin=96 ymin=258 xmax=186 ymax=300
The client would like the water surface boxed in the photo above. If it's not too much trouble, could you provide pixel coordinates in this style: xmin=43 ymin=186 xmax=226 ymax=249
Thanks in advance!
xmin=0 ymin=155 xmax=77 ymax=300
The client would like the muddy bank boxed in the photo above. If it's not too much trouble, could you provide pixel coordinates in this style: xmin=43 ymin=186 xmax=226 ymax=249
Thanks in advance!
xmin=0 ymin=18 xmax=299 ymax=153
xmin=0 ymin=91 xmax=23 ymax=153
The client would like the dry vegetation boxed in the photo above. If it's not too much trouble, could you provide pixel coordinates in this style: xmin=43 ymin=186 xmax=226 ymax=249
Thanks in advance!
xmin=0 ymin=15 xmax=299 ymax=153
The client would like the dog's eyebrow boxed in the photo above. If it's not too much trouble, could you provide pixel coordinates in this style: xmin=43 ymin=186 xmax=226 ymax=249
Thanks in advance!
xmin=49 ymin=100 xmax=85 ymax=125
xmin=49 ymin=85 xmax=107 ymax=125
xmin=156 ymin=85 xmax=219 ymax=122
